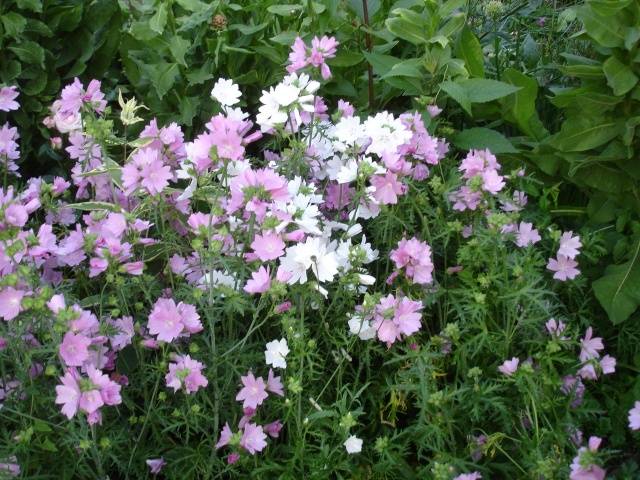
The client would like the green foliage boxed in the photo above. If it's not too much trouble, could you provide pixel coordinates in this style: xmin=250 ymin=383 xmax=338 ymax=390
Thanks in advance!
xmin=0 ymin=0 xmax=123 ymax=171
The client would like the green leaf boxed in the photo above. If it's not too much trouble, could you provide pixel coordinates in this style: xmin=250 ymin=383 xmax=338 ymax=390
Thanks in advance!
xmin=456 ymin=27 xmax=484 ymax=78
xmin=143 ymin=62 xmax=180 ymax=99
xmin=186 ymin=61 xmax=214 ymax=85
xmin=267 ymin=4 xmax=303 ymax=15
xmin=502 ymin=68 xmax=548 ymax=140
xmin=437 ymin=12 xmax=465 ymax=38
xmin=385 ymin=16 xmax=427 ymax=45
xmin=603 ymin=56 xmax=638 ymax=96
xmin=560 ymin=64 xmax=604 ymax=79
xmin=381 ymin=59 xmax=423 ymax=79
xmin=589 ymin=0 xmax=633 ymax=17
xmin=577 ymin=5 xmax=626 ymax=48
xmin=548 ymin=117 xmax=622 ymax=152
xmin=169 ymin=36 xmax=190 ymax=66
xmin=363 ymin=52 xmax=401 ymax=77
xmin=458 ymin=78 xmax=521 ymax=103
xmin=8 ymin=41 xmax=45 ymax=67
xmin=15 ymin=0 xmax=42 ymax=12
xmin=270 ymin=31 xmax=299 ymax=45
xmin=175 ymin=0 xmax=209 ymax=11
xmin=228 ymin=22 xmax=268 ymax=35
xmin=328 ymin=51 xmax=364 ymax=68
xmin=593 ymin=239 xmax=640 ymax=324
xmin=452 ymin=127 xmax=518 ymax=153
xmin=1 ymin=12 xmax=27 ymax=38
xmin=68 ymin=202 xmax=119 ymax=212
xmin=150 ymin=3 xmax=168 ymax=33
xmin=440 ymin=80 xmax=471 ymax=115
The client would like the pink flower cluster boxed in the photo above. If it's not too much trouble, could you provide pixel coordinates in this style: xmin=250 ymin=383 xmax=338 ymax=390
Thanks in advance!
xmin=216 ymin=369 xmax=284 ymax=462
xmin=287 ymin=36 xmax=339 ymax=79
xmin=0 ymin=86 xmax=20 ymax=177
xmin=389 ymin=237 xmax=434 ymax=285
xmin=165 ymin=354 xmax=208 ymax=394
xmin=569 ymin=436 xmax=606 ymax=480
xmin=147 ymin=297 xmax=202 ymax=343
xmin=450 ymin=149 xmax=505 ymax=211
xmin=372 ymin=294 xmax=423 ymax=347
xmin=547 ymin=231 xmax=581 ymax=281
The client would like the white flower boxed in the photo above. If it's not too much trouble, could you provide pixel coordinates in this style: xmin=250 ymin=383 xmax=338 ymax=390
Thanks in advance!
xmin=265 ymin=338 xmax=290 ymax=369
xmin=363 ymin=112 xmax=412 ymax=158
xmin=336 ymin=159 xmax=358 ymax=184
xmin=211 ymin=78 xmax=241 ymax=107
xmin=344 ymin=435 xmax=363 ymax=454
xmin=348 ymin=314 xmax=376 ymax=341
xmin=279 ymin=237 xmax=338 ymax=284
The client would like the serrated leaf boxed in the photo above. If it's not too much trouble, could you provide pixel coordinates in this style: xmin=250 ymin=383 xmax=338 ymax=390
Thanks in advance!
xmin=68 ymin=202 xmax=119 ymax=212
xmin=169 ymin=36 xmax=190 ymax=66
xmin=1 ymin=12 xmax=27 ymax=38
xmin=452 ymin=127 xmax=518 ymax=153
xmin=440 ymin=80 xmax=471 ymax=115
xmin=577 ymin=4 xmax=626 ymax=48
xmin=143 ymin=62 xmax=180 ymax=99
xmin=149 ymin=3 xmax=168 ymax=34
xmin=8 ymin=41 xmax=45 ymax=67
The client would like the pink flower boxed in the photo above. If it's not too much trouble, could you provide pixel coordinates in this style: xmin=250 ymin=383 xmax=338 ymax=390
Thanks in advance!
xmin=59 ymin=332 xmax=91 ymax=367
xmin=266 ymin=369 xmax=284 ymax=396
xmin=215 ymin=422 xmax=233 ymax=449
xmin=55 ymin=369 xmax=81 ymax=419
xmin=628 ymin=401 xmax=640 ymax=430
xmin=147 ymin=298 xmax=201 ymax=342
xmin=547 ymin=255 xmax=580 ymax=281
xmin=166 ymin=354 xmax=208 ymax=394
xmin=4 ymin=203 xmax=28 ymax=227
xmin=559 ymin=231 xmax=581 ymax=259
xmin=481 ymin=169 xmax=505 ymax=194
xmin=140 ymin=157 xmax=172 ymax=195
xmin=569 ymin=436 xmax=606 ymax=480
xmin=264 ymin=420 xmax=283 ymax=438
xmin=454 ymin=474 xmax=482 ymax=480
xmin=515 ymin=222 xmax=541 ymax=247
xmin=251 ymin=232 xmax=285 ymax=261
xmin=236 ymin=371 xmax=268 ymax=409
xmin=227 ymin=452 xmax=240 ymax=464
xmin=371 ymin=294 xmax=423 ymax=347
xmin=427 ymin=105 xmax=442 ymax=118
xmin=148 ymin=298 xmax=184 ymax=342
xmin=389 ymin=237 xmax=434 ymax=285
xmin=244 ymin=266 xmax=272 ymax=294
xmin=545 ymin=318 xmax=566 ymax=337
xmin=599 ymin=355 xmax=616 ymax=375
xmin=498 ymin=357 xmax=519 ymax=376
xmin=371 ymin=173 xmax=405 ymax=205
xmin=240 ymin=422 xmax=267 ymax=454
xmin=0 ymin=287 xmax=24 ymax=321
xmin=146 ymin=458 xmax=166 ymax=475
xmin=579 ymin=327 xmax=604 ymax=362
xmin=0 ymin=86 xmax=19 ymax=111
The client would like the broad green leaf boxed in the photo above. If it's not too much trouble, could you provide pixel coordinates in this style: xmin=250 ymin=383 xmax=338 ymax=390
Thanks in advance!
xmin=502 ymin=68 xmax=548 ymax=140
xmin=228 ymin=22 xmax=268 ymax=35
xmin=438 ymin=0 xmax=466 ymax=16
xmin=548 ymin=117 xmax=622 ymax=152
xmin=437 ymin=12 xmax=465 ymax=38
xmin=175 ymin=0 xmax=209 ymax=11
xmin=560 ymin=64 xmax=604 ymax=79
xmin=1 ymin=12 xmax=27 ymax=38
xmin=186 ymin=61 xmax=214 ymax=85
xmin=169 ymin=36 xmax=190 ymax=66
xmin=459 ymin=78 xmax=521 ymax=103
xmin=452 ymin=127 xmax=518 ymax=154
xmin=327 ymin=51 xmax=363 ymax=67
xmin=577 ymin=5 xmax=626 ymax=48
xmin=363 ymin=52 xmax=401 ymax=77
xmin=593 ymin=239 xmax=640 ymax=324
xmin=149 ymin=3 xmax=168 ymax=34
xmin=386 ymin=17 xmax=427 ymax=45
xmin=456 ymin=27 xmax=484 ymax=78
xmin=8 ymin=41 xmax=45 ymax=67
xmin=270 ymin=31 xmax=298 ymax=45
xmin=440 ymin=80 xmax=471 ymax=115
xmin=603 ymin=56 xmax=638 ymax=96
xmin=589 ymin=0 xmax=633 ymax=17
xmin=15 ymin=0 xmax=42 ymax=12
xmin=267 ymin=4 xmax=303 ymax=15
xmin=381 ymin=59 xmax=423 ymax=79
xmin=143 ymin=62 xmax=180 ymax=99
